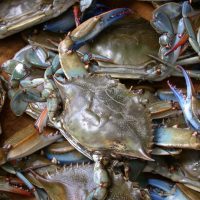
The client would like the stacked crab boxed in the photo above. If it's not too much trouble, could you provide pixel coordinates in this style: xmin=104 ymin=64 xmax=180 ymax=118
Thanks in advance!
xmin=0 ymin=0 xmax=200 ymax=200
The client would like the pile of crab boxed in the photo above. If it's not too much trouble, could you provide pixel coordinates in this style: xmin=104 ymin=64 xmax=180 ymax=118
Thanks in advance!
xmin=0 ymin=0 xmax=200 ymax=199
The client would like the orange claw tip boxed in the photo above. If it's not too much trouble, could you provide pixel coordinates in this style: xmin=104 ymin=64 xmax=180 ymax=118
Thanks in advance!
xmin=34 ymin=107 xmax=48 ymax=134
xmin=73 ymin=5 xmax=81 ymax=27
xmin=11 ymin=187 xmax=32 ymax=196
xmin=164 ymin=34 xmax=189 ymax=56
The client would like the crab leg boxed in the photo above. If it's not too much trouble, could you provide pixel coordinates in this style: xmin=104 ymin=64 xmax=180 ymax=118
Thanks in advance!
xmin=165 ymin=34 xmax=189 ymax=56
xmin=58 ymin=8 xmax=132 ymax=78
xmin=154 ymin=127 xmax=200 ymax=150
xmin=10 ymin=88 xmax=45 ymax=116
xmin=34 ymin=107 xmax=48 ymax=133
xmin=168 ymin=66 xmax=200 ymax=133
xmin=0 ymin=176 xmax=32 ymax=196
xmin=77 ymin=51 xmax=114 ymax=64
xmin=44 ymin=141 xmax=90 ymax=164
xmin=148 ymin=179 xmax=188 ymax=200
xmin=0 ymin=124 xmax=61 ymax=164
xmin=151 ymin=11 xmax=174 ymax=37
xmin=68 ymin=8 xmax=132 ymax=51
xmin=148 ymin=54 xmax=200 ymax=79
xmin=88 ymin=61 xmax=165 ymax=81
xmin=148 ymin=101 xmax=179 ymax=119
xmin=1 ymin=163 xmax=40 ymax=200
xmin=144 ymin=159 xmax=200 ymax=192
xmin=73 ymin=4 xmax=81 ymax=26
xmin=176 ymin=56 xmax=200 ymax=65
xmin=182 ymin=1 xmax=200 ymax=57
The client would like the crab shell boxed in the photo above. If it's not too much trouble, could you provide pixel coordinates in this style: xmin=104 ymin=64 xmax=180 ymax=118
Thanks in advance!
xmin=0 ymin=0 xmax=78 ymax=39
xmin=28 ymin=162 xmax=151 ymax=200
xmin=87 ymin=17 xmax=159 ymax=66
xmin=54 ymin=75 xmax=153 ymax=161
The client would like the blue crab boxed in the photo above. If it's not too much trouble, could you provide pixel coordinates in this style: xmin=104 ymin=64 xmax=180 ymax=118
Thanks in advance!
xmin=150 ymin=2 xmax=200 ymax=68
xmin=6 ymin=8 xmax=200 ymax=200
xmin=144 ymin=150 xmax=200 ymax=192
xmin=29 ymin=162 xmax=151 ymax=200
xmin=79 ymin=8 xmax=200 ymax=80
xmin=0 ymin=0 xmax=81 ymax=39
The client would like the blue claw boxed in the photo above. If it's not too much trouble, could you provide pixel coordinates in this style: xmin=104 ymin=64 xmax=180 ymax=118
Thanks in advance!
xmin=70 ymin=8 xmax=132 ymax=51
xmin=168 ymin=66 xmax=200 ymax=132
xmin=182 ymin=2 xmax=196 ymax=41
xmin=43 ymin=3 xmax=109 ymax=33
xmin=10 ymin=89 xmax=45 ymax=116
xmin=81 ymin=3 xmax=109 ymax=20
xmin=151 ymin=11 xmax=174 ymax=36
xmin=148 ymin=179 xmax=188 ymax=200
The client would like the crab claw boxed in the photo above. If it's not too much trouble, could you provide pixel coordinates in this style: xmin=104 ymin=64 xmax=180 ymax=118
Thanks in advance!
xmin=69 ymin=8 xmax=132 ymax=51
xmin=168 ymin=66 xmax=200 ymax=132
xmin=148 ymin=179 xmax=188 ymax=200
xmin=10 ymin=89 xmax=45 ymax=116
xmin=58 ymin=8 xmax=131 ymax=79
xmin=151 ymin=11 xmax=174 ymax=36
xmin=0 ymin=176 xmax=32 ymax=196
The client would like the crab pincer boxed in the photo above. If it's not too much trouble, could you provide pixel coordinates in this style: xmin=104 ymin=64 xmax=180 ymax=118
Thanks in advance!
xmin=168 ymin=66 xmax=200 ymax=134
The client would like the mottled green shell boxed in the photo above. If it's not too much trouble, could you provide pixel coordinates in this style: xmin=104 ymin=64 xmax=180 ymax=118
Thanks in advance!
xmin=88 ymin=18 xmax=159 ymax=66
xmin=55 ymin=75 xmax=153 ymax=160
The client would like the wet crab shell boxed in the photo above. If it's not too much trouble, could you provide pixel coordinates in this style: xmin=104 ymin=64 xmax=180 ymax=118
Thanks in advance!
xmin=28 ymin=162 xmax=151 ymax=200
xmin=0 ymin=0 xmax=78 ymax=39
xmin=54 ymin=75 xmax=153 ymax=161
xmin=87 ymin=17 xmax=159 ymax=66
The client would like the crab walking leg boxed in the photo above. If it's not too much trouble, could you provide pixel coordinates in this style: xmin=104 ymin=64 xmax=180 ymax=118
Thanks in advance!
xmin=162 ymin=17 xmax=185 ymax=69
xmin=154 ymin=127 xmax=200 ymax=150
xmin=176 ymin=56 xmax=200 ymax=65
xmin=165 ymin=34 xmax=189 ymax=56
xmin=148 ymin=179 xmax=188 ymax=200
xmin=144 ymin=156 xmax=200 ymax=192
xmin=168 ymin=66 xmax=200 ymax=133
xmin=182 ymin=1 xmax=200 ymax=57
xmin=148 ymin=54 xmax=200 ymax=79
xmin=34 ymin=107 xmax=48 ymax=133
